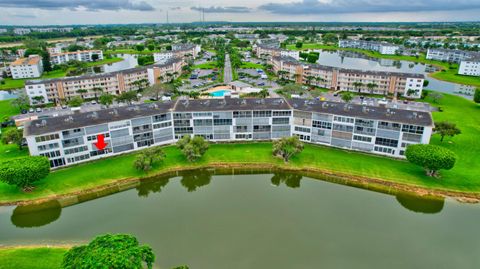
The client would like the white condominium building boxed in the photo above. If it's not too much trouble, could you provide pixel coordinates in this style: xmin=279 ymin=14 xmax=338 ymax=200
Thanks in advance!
xmin=253 ymin=43 xmax=300 ymax=61
xmin=458 ymin=57 xmax=480 ymax=77
xmin=426 ymin=48 xmax=480 ymax=63
xmin=9 ymin=55 xmax=44 ymax=79
xmin=154 ymin=44 xmax=201 ymax=64
xmin=338 ymin=40 xmax=400 ymax=55
xmin=50 ymin=50 xmax=104 ymax=65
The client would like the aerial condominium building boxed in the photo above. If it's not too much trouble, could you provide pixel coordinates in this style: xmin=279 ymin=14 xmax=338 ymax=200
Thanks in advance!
xmin=50 ymin=50 xmax=104 ymax=65
xmin=154 ymin=44 xmax=201 ymax=64
xmin=24 ymin=58 xmax=184 ymax=105
xmin=271 ymin=56 xmax=425 ymax=98
xmin=253 ymin=43 xmax=300 ymax=61
xmin=24 ymin=98 xmax=433 ymax=168
xmin=338 ymin=40 xmax=400 ymax=55
xmin=458 ymin=57 xmax=480 ymax=77
xmin=426 ymin=48 xmax=480 ymax=63
xmin=9 ymin=55 xmax=44 ymax=79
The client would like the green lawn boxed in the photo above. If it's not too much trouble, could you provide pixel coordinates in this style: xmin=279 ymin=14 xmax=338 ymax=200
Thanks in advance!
xmin=193 ymin=61 xmax=219 ymax=70
xmin=0 ymin=99 xmax=29 ymax=160
xmin=431 ymin=69 xmax=480 ymax=88
xmin=0 ymin=99 xmax=19 ymax=121
xmin=84 ymin=57 xmax=123 ymax=67
xmin=240 ymin=62 xmax=264 ymax=69
xmin=0 ymin=247 xmax=67 ymax=269
xmin=0 ymin=92 xmax=478 ymax=203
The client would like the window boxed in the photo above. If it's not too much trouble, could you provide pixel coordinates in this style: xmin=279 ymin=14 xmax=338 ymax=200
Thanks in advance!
xmin=35 ymin=133 xmax=60 ymax=143
xmin=194 ymin=119 xmax=213 ymax=126
xmin=378 ymin=121 xmax=401 ymax=131
xmin=214 ymin=119 xmax=232 ymax=126
xmin=233 ymin=111 xmax=252 ymax=118
xmin=333 ymin=124 xmax=353 ymax=132
xmin=40 ymin=150 xmax=61 ymax=158
xmin=253 ymin=110 xmax=272 ymax=118
xmin=294 ymin=126 xmax=311 ymax=133
xmin=87 ymin=133 xmax=110 ymax=141
xmin=334 ymin=116 xmax=354 ymax=124
xmin=273 ymin=111 xmax=291 ymax=117
xmin=153 ymin=114 xmax=169 ymax=122
xmin=50 ymin=158 xmax=66 ymax=168
xmin=37 ymin=142 xmax=59 ymax=151
xmin=353 ymin=135 xmax=372 ymax=143
xmin=272 ymin=117 xmax=289 ymax=125
xmin=64 ymin=146 xmax=89 ymax=155
xmin=312 ymin=120 xmax=332 ymax=129
xmin=153 ymin=122 xmax=172 ymax=129
xmin=253 ymin=125 xmax=271 ymax=132
xmin=375 ymin=137 xmax=398 ymax=147
xmin=374 ymin=146 xmax=395 ymax=155
xmin=402 ymin=124 xmax=424 ymax=134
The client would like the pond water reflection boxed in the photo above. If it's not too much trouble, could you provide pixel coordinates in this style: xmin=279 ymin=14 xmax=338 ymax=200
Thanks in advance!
xmin=1 ymin=170 xmax=479 ymax=269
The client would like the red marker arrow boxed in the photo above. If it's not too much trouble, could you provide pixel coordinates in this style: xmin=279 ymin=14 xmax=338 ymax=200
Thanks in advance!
xmin=94 ymin=134 xmax=108 ymax=150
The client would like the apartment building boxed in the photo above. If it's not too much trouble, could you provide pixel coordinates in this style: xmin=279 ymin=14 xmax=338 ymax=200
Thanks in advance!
xmin=271 ymin=56 xmax=424 ymax=98
xmin=9 ymin=55 xmax=44 ymax=79
xmin=23 ymin=97 xmax=433 ymax=169
xmin=50 ymin=50 xmax=104 ymax=65
xmin=13 ymin=28 xmax=31 ymax=35
xmin=253 ymin=43 xmax=300 ymax=60
xmin=458 ymin=57 xmax=480 ymax=76
xmin=426 ymin=48 xmax=480 ymax=63
xmin=24 ymin=58 xmax=184 ymax=105
xmin=338 ymin=40 xmax=400 ymax=55
xmin=154 ymin=44 xmax=201 ymax=64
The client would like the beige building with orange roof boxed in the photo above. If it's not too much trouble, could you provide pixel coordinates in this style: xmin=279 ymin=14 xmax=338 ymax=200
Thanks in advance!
xmin=9 ymin=55 xmax=44 ymax=79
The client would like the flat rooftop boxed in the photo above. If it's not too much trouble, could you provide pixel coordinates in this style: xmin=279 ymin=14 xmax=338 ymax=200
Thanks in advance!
xmin=287 ymin=98 xmax=433 ymax=126
xmin=11 ymin=56 xmax=41 ymax=66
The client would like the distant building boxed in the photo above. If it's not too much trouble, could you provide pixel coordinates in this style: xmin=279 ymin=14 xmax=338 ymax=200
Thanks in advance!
xmin=50 ymin=50 xmax=104 ymax=65
xmin=0 ymin=29 xmax=7 ymax=34
xmin=9 ymin=55 xmax=43 ymax=79
xmin=458 ymin=57 xmax=480 ymax=77
xmin=271 ymin=56 xmax=424 ymax=98
xmin=338 ymin=40 xmax=400 ymax=55
xmin=154 ymin=44 xmax=201 ymax=64
xmin=25 ymin=58 xmax=184 ymax=104
xmin=13 ymin=28 xmax=31 ymax=35
xmin=253 ymin=43 xmax=300 ymax=61
xmin=426 ymin=48 xmax=480 ymax=63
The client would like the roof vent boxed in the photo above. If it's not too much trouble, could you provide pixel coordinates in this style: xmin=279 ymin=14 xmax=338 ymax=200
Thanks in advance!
xmin=149 ymin=103 xmax=158 ymax=109
xmin=362 ymin=106 xmax=369 ymax=114
xmin=64 ymin=116 xmax=74 ymax=123
xmin=109 ymin=109 xmax=119 ymax=116
xmin=88 ymin=112 xmax=98 ymax=119
xmin=241 ymin=99 xmax=247 ymax=105
xmin=322 ymin=102 xmax=328 ymax=109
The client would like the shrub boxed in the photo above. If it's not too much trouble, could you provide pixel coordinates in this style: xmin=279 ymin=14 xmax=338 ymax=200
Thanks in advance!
xmin=405 ymin=144 xmax=456 ymax=177
xmin=0 ymin=156 xmax=50 ymax=191
xmin=176 ymin=136 xmax=209 ymax=162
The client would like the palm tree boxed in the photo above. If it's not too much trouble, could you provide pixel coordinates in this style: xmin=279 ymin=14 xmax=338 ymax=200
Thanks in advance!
xmin=306 ymin=75 xmax=315 ymax=85
xmin=92 ymin=87 xmax=103 ymax=102
xmin=366 ymin=83 xmax=378 ymax=94
xmin=352 ymin=82 xmax=364 ymax=93
xmin=76 ymin=89 xmax=88 ymax=100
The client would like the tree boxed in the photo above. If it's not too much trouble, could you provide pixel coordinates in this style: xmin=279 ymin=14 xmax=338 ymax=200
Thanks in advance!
xmin=134 ymin=147 xmax=166 ymax=172
xmin=99 ymin=93 xmax=114 ymax=108
xmin=272 ymin=136 xmax=304 ymax=162
xmin=1 ymin=128 xmax=23 ymax=149
xmin=405 ymin=144 xmax=456 ymax=177
xmin=11 ymin=92 xmax=30 ymax=110
xmin=366 ymin=83 xmax=377 ymax=94
xmin=341 ymin=92 xmax=353 ymax=103
xmin=144 ymin=83 xmax=174 ymax=101
xmin=307 ymin=53 xmax=319 ymax=63
xmin=135 ymin=44 xmax=145 ymax=52
xmin=299 ymin=52 xmax=309 ymax=61
xmin=62 ymin=234 xmax=155 ymax=269
xmin=116 ymin=91 xmax=138 ymax=105
xmin=295 ymin=42 xmax=303 ymax=49
xmin=76 ymin=89 xmax=88 ymax=100
xmin=68 ymin=96 xmax=83 ymax=107
xmin=147 ymin=44 xmax=155 ymax=51
xmin=32 ymin=95 xmax=45 ymax=104
xmin=474 ymin=88 xmax=480 ymax=104
xmin=92 ymin=87 xmax=103 ymax=101
xmin=434 ymin=121 xmax=461 ymax=142
xmin=176 ymin=136 xmax=209 ymax=162
xmin=352 ymin=82 xmax=363 ymax=93
xmin=322 ymin=33 xmax=338 ymax=44
xmin=0 ymin=156 xmax=50 ymax=191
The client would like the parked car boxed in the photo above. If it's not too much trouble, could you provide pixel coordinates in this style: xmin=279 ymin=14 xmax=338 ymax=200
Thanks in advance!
xmin=29 ymin=108 xmax=34 ymax=113
xmin=35 ymin=108 xmax=42 ymax=113
xmin=21 ymin=109 xmax=28 ymax=114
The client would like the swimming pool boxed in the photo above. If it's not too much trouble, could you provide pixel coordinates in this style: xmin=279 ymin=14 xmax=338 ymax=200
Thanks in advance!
xmin=210 ymin=90 xmax=230 ymax=97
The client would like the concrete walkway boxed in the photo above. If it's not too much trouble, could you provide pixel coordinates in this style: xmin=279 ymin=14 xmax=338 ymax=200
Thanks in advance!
xmin=223 ymin=54 xmax=233 ymax=84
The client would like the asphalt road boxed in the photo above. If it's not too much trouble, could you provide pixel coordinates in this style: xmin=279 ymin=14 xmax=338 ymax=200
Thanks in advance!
xmin=223 ymin=53 xmax=233 ymax=84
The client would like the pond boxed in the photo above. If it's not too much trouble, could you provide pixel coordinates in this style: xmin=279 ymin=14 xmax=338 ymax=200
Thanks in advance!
xmin=313 ymin=50 xmax=476 ymax=99
xmin=81 ymin=54 xmax=139 ymax=75
xmin=0 ymin=90 xmax=18 ymax=100
xmin=1 ymin=169 xmax=479 ymax=268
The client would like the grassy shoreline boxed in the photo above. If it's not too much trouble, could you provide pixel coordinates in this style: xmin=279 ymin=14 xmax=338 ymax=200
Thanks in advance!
xmin=287 ymin=43 xmax=480 ymax=87
xmin=0 ymin=246 xmax=68 ymax=269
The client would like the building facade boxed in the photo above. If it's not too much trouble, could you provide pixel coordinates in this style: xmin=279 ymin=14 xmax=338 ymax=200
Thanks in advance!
xmin=24 ymin=98 xmax=433 ymax=169
xmin=253 ymin=44 xmax=300 ymax=61
xmin=25 ymin=58 xmax=184 ymax=105
xmin=458 ymin=58 xmax=480 ymax=76
xmin=271 ymin=56 xmax=424 ymax=98
xmin=50 ymin=50 xmax=104 ymax=65
xmin=9 ymin=55 xmax=44 ymax=79
xmin=426 ymin=48 xmax=480 ymax=63
xmin=338 ymin=40 xmax=400 ymax=55
xmin=154 ymin=44 xmax=201 ymax=64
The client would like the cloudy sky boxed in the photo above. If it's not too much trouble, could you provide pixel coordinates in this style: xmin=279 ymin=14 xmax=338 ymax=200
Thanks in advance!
xmin=1 ymin=0 xmax=479 ymax=25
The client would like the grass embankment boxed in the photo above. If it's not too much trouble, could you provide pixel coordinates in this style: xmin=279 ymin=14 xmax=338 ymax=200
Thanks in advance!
xmin=0 ymin=99 xmax=30 ymax=159
xmin=287 ymin=43 xmax=480 ymax=87
xmin=0 ymin=92 xmax=478 ymax=204
xmin=0 ymin=57 xmax=124 ymax=90
xmin=193 ymin=61 xmax=219 ymax=70
xmin=0 ymin=247 xmax=67 ymax=269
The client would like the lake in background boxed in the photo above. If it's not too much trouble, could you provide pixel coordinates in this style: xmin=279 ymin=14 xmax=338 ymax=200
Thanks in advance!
xmin=1 ymin=171 xmax=479 ymax=269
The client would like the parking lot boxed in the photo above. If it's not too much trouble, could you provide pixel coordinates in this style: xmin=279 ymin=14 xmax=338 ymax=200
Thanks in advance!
xmin=238 ymin=69 xmax=279 ymax=89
